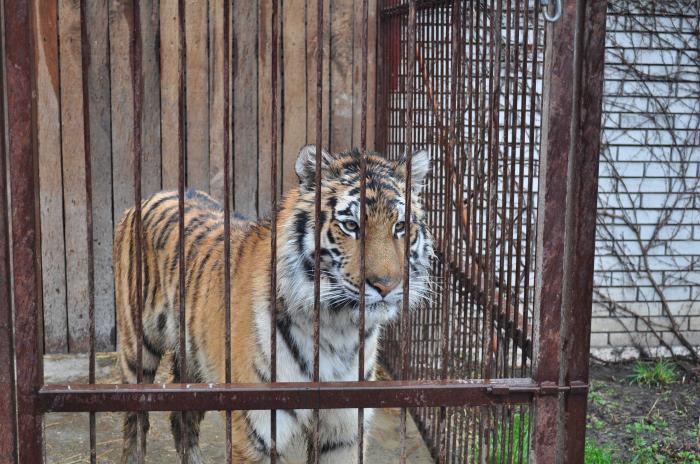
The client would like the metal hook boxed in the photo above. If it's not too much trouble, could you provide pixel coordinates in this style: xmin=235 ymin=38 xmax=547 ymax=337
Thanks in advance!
xmin=540 ymin=0 xmax=562 ymax=22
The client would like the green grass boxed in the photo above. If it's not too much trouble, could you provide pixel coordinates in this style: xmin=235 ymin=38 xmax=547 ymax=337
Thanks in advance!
xmin=589 ymin=389 xmax=608 ymax=407
xmin=628 ymin=359 xmax=679 ymax=387
xmin=493 ymin=411 xmax=529 ymax=463
xmin=584 ymin=440 xmax=616 ymax=464
xmin=630 ymin=435 xmax=662 ymax=464
xmin=675 ymin=451 xmax=700 ymax=464
xmin=489 ymin=412 xmax=629 ymax=464
xmin=489 ymin=402 xmax=695 ymax=464
xmin=626 ymin=419 xmax=658 ymax=435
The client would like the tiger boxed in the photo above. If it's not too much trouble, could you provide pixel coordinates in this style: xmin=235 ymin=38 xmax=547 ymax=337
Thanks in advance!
xmin=114 ymin=145 xmax=434 ymax=463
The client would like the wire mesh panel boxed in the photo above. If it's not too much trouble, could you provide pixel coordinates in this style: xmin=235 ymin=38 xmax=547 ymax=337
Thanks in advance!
xmin=379 ymin=0 xmax=545 ymax=460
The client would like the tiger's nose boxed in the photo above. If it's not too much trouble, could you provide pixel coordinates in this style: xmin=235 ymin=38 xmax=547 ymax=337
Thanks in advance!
xmin=367 ymin=277 xmax=400 ymax=297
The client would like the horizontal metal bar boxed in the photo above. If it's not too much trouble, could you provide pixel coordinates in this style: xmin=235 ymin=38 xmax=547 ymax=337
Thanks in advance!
xmin=537 ymin=381 xmax=589 ymax=396
xmin=38 ymin=379 xmax=541 ymax=412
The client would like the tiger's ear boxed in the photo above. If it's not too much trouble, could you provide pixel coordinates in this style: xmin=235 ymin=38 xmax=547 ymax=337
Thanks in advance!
xmin=395 ymin=148 xmax=431 ymax=191
xmin=295 ymin=144 xmax=333 ymax=191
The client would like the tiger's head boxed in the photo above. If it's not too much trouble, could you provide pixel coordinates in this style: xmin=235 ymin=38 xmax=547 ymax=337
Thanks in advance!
xmin=278 ymin=145 xmax=433 ymax=324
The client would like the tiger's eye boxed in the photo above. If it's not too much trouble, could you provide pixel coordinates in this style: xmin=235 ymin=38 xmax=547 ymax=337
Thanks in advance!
xmin=343 ymin=220 xmax=359 ymax=231
xmin=395 ymin=221 xmax=406 ymax=233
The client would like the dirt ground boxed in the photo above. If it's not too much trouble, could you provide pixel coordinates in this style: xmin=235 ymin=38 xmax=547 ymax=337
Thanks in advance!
xmin=586 ymin=361 xmax=700 ymax=462
xmin=43 ymin=353 xmax=433 ymax=464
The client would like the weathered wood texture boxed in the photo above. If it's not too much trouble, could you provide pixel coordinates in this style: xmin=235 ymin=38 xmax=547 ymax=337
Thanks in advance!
xmin=35 ymin=0 xmax=377 ymax=352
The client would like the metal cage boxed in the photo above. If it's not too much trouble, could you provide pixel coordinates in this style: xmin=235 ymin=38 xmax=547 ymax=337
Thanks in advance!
xmin=0 ymin=0 xmax=606 ymax=462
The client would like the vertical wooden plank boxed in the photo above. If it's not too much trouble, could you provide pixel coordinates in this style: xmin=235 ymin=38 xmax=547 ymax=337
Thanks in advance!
xmin=209 ymin=0 xmax=225 ymax=201
xmin=257 ymin=0 xmax=274 ymax=217
xmin=328 ymin=0 xmax=354 ymax=151
xmin=233 ymin=0 xmax=259 ymax=218
xmin=160 ymin=0 xmax=179 ymax=190
xmin=108 ymin=0 xmax=159 ymax=213
xmin=281 ymin=0 xmax=307 ymax=192
xmin=186 ymin=0 xmax=210 ymax=192
xmin=109 ymin=0 xmax=135 ymax=222
xmin=35 ymin=0 xmax=68 ymax=353
xmin=351 ymin=0 xmax=362 ymax=149
xmin=140 ymin=0 xmax=162 ymax=198
xmin=306 ymin=0 xmax=331 ymax=150
xmin=86 ymin=0 xmax=116 ymax=350
xmin=58 ymin=0 xmax=90 ymax=352
xmin=352 ymin=0 xmax=377 ymax=150
xmin=365 ymin=0 xmax=377 ymax=150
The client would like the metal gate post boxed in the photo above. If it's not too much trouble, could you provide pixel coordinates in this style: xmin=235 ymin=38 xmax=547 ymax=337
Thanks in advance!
xmin=4 ymin=0 xmax=45 ymax=462
xmin=561 ymin=0 xmax=607 ymax=462
xmin=0 ymin=51 xmax=18 ymax=461
xmin=530 ymin=1 xmax=606 ymax=463
xmin=529 ymin=0 xmax=581 ymax=462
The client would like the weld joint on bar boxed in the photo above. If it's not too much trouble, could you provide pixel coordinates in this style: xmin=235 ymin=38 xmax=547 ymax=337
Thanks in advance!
xmin=536 ymin=381 xmax=589 ymax=396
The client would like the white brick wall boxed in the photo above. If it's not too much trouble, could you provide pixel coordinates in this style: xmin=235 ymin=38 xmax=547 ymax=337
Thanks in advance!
xmin=592 ymin=0 xmax=700 ymax=358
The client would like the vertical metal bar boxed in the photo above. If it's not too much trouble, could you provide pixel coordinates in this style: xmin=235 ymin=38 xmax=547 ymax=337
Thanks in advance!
xmin=399 ymin=1 xmax=416 ymax=463
xmin=176 ymin=0 xmax=186 ymax=382
xmin=176 ymin=0 xmax=187 ymax=460
xmin=130 ymin=1 xmax=146 ymax=462
xmin=79 ymin=0 xmax=97 ymax=461
xmin=177 ymin=0 xmax=189 ymax=464
xmin=530 ymin=0 xmax=579 ymax=460
xmin=311 ymin=0 xmax=324 ymax=461
xmin=0 ymin=34 xmax=18 ymax=460
xmin=475 ymin=0 xmax=488 ymax=382
xmin=427 ymin=8 xmax=438 ymax=448
xmin=498 ymin=0 xmax=513 ymax=379
xmin=465 ymin=0 xmax=478 ymax=381
xmin=484 ymin=0 xmax=502 ymax=384
xmin=514 ymin=0 xmax=532 ymax=381
xmin=561 ymin=1 xmax=606 ymax=462
xmin=522 ymin=0 xmax=540 ymax=378
xmin=484 ymin=0 xmax=504 ymax=454
xmin=357 ymin=0 xmax=369 ymax=462
xmin=477 ymin=1 xmax=490 ymax=459
xmin=506 ymin=0 xmax=522 ymax=379
xmin=438 ymin=1 xmax=461 ymax=462
xmin=270 ymin=0 xmax=279 ymax=461
xmin=223 ymin=0 xmax=232 ymax=461
xmin=453 ymin=12 xmax=468 ymax=430
xmin=411 ymin=8 xmax=425 ymax=386
xmin=499 ymin=1 xmax=516 ymax=460
xmin=6 ymin=0 xmax=44 ymax=461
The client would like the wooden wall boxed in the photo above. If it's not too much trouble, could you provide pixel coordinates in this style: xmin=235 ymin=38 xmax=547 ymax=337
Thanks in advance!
xmin=34 ymin=0 xmax=378 ymax=353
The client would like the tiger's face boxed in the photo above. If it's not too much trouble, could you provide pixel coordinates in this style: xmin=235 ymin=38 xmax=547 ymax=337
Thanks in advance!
xmin=279 ymin=145 xmax=433 ymax=322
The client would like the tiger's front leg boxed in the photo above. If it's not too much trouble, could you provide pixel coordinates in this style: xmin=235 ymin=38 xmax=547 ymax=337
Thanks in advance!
xmin=317 ymin=408 xmax=373 ymax=464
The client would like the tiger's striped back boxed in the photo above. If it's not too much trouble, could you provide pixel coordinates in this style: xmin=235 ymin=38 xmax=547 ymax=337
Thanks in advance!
xmin=114 ymin=189 xmax=266 ymax=462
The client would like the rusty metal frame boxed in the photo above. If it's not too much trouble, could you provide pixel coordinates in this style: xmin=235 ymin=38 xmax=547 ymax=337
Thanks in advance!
xmin=39 ymin=379 xmax=546 ymax=412
xmin=1 ymin=0 xmax=606 ymax=462
xmin=5 ymin=0 xmax=45 ymax=463
xmin=529 ymin=1 xmax=607 ymax=462
xmin=560 ymin=0 xmax=607 ymax=461
xmin=0 ymin=30 xmax=18 ymax=460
